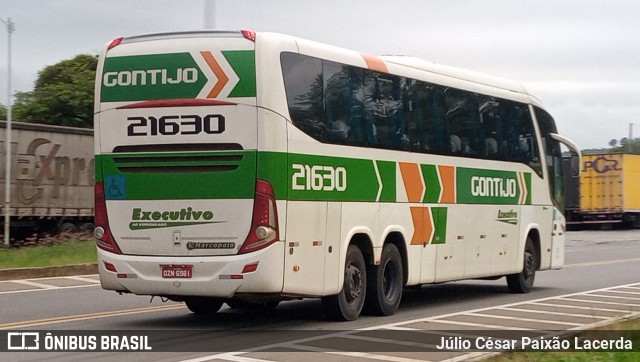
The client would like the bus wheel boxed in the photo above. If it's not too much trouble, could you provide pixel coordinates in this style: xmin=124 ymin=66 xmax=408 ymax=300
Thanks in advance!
xmin=322 ymin=244 xmax=367 ymax=321
xmin=58 ymin=223 xmax=78 ymax=233
xmin=365 ymin=243 xmax=403 ymax=316
xmin=507 ymin=236 xmax=537 ymax=293
xmin=184 ymin=297 xmax=224 ymax=315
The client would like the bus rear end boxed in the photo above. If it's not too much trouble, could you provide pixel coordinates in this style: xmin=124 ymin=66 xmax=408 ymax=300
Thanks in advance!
xmin=93 ymin=31 xmax=284 ymax=304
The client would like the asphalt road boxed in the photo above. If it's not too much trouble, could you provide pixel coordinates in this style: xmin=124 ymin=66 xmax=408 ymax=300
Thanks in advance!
xmin=1 ymin=229 xmax=639 ymax=361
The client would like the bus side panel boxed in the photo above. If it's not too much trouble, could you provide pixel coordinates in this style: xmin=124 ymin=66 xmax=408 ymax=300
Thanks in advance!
xmin=282 ymin=201 xmax=327 ymax=296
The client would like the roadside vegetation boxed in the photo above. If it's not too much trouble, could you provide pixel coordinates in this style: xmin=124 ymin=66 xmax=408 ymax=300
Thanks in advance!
xmin=486 ymin=318 xmax=640 ymax=361
xmin=0 ymin=234 xmax=96 ymax=269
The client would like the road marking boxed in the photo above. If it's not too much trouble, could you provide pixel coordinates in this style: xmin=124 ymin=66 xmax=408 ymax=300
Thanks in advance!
xmin=9 ymin=279 xmax=58 ymax=289
xmin=66 ymin=275 xmax=101 ymax=284
xmin=565 ymin=257 xmax=640 ymax=268
xmin=0 ymin=274 xmax=100 ymax=295
xmin=499 ymin=306 xmax=609 ymax=320
xmin=527 ymin=301 xmax=628 ymax=313
xmin=0 ymin=304 xmax=185 ymax=330
xmin=467 ymin=311 xmax=584 ymax=327
xmin=176 ymin=282 xmax=640 ymax=362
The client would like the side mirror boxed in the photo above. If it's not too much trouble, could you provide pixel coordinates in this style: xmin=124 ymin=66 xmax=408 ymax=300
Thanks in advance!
xmin=570 ymin=151 xmax=580 ymax=177
xmin=550 ymin=133 xmax=582 ymax=178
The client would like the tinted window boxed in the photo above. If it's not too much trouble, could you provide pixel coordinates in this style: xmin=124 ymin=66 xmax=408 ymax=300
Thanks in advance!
xmin=281 ymin=53 xmax=324 ymax=140
xmin=281 ymin=52 xmax=543 ymax=174
xmin=323 ymin=61 xmax=365 ymax=145
xmin=364 ymin=71 xmax=409 ymax=150
xmin=535 ymin=107 xmax=564 ymax=208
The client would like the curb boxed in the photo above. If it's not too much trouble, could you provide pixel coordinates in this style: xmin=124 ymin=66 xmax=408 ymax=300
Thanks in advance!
xmin=0 ymin=263 xmax=98 ymax=281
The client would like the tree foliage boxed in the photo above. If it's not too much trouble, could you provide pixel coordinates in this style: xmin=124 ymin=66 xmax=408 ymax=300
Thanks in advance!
xmin=13 ymin=54 xmax=97 ymax=128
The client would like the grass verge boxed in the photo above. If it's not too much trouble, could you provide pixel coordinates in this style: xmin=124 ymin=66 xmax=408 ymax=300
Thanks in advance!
xmin=485 ymin=318 xmax=640 ymax=361
xmin=0 ymin=237 xmax=97 ymax=269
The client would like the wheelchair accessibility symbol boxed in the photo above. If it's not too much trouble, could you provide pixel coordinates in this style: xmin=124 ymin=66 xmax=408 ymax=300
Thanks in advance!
xmin=105 ymin=175 xmax=127 ymax=200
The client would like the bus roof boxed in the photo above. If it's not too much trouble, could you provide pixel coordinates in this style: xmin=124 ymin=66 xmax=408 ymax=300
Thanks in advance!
xmin=381 ymin=55 xmax=529 ymax=96
xmin=103 ymin=30 xmax=544 ymax=108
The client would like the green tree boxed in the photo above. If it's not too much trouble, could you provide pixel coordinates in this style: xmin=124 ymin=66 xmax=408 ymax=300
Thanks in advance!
xmin=13 ymin=54 xmax=97 ymax=128
xmin=0 ymin=103 xmax=6 ymax=119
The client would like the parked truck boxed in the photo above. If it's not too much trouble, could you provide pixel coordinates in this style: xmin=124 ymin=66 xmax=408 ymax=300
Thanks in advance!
xmin=564 ymin=153 xmax=640 ymax=228
xmin=1 ymin=120 xmax=94 ymax=241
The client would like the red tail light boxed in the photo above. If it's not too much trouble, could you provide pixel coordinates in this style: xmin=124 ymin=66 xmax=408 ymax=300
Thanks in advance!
xmin=107 ymin=37 xmax=124 ymax=50
xmin=94 ymin=182 xmax=122 ymax=254
xmin=239 ymin=180 xmax=279 ymax=254
xmin=241 ymin=30 xmax=256 ymax=42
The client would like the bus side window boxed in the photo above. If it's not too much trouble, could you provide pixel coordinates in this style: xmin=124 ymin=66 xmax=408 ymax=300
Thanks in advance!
xmin=444 ymin=89 xmax=481 ymax=156
xmin=364 ymin=71 xmax=409 ymax=150
xmin=323 ymin=61 xmax=365 ymax=146
xmin=281 ymin=53 xmax=326 ymax=141
xmin=479 ymin=96 xmax=501 ymax=158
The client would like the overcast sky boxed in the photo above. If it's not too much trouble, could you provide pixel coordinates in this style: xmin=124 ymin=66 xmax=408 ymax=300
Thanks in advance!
xmin=2 ymin=0 xmax=640 ymax=149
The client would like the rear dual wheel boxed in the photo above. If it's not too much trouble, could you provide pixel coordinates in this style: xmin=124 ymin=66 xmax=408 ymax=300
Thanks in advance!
xmin=323 ymin=243 xmax=404 ymax=321
xmin=365 ymin=244 xmax=403 ymax=316
xmin=322 ymin=244 xmax=367 ymax=321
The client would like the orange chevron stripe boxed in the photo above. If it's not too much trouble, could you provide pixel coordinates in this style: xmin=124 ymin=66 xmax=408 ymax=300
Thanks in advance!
xmin=518 ymin=172 xmax=527 ymax=204
xmin=399 ymin=162 xmax=424 ymax=202
xmin=438 ymin=165 xmax=455 ymax=203
xmin=200 ymin=51 xmax=229 ymax=98
xmin=361 ymin=53 xmax=388 ymax=73
xmin=410 ymin=207 xmax=434 ymax=245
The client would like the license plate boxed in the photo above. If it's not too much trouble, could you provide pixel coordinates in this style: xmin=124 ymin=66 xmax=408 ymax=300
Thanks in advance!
xmin=161 ymin=265 xmax=193 ymax=279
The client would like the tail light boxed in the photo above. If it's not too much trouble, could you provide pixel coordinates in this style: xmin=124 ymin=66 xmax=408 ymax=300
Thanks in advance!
xmin=107 ymin=37 xmax=124 ymax=50
xmin=94 ymin=182 xmax=122 ymax=254
xmin=241 ymin=30 xmax=256 ymax=42
xmin=239 ymin=180 xmax=279 ymax=254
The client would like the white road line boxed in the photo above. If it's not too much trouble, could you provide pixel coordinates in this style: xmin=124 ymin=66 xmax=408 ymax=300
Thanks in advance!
xmin=0 ymin=283 xmax=98 ymax=295
xmin=587 ymin=292 xmax=640 ymax=300
xmin=0 ymin=275 xmax=101 ymax=294
xmin=181 ymin=353 xmax=273 ymax=362
xmin=9 ymin=279 xmax=57 ymax=289
xmin=499 ymin=306 xmax=609 ymax=319
xmin=599 ymin=289 xmax=640 ymax=295
xmin=426 ymin=318 xmax=533 ymax=330
xmin=176 ymin=282 xmax=640 ymax=362
xmin=66 ymin=276 xmax=101 ymax=284
xmin=466 ymin=311 xmax=584 ymax=327
xmin=285 ymin=344 xmax=434 ymax=362
xmin=529 ymin=301 xmax=630 ymax=313
xmin=558 ymin=296 xmax=640 ymax=307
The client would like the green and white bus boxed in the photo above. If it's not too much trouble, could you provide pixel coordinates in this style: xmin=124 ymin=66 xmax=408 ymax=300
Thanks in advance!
xmin=94 ymin=30 xmax=580 ymax=320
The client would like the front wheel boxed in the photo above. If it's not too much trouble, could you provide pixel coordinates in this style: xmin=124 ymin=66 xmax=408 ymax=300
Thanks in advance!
xmin=184 ymin=297 xmax=224 ymax=315
xmin=506 ymin=236 xmax=538 ymax=293
xmin=322 ymin=244 xmax=367 ymax=321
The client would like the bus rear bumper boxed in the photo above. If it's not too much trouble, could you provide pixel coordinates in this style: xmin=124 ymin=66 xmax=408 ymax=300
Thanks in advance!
xmin=97 ymin=242 xmax=285 ymax=298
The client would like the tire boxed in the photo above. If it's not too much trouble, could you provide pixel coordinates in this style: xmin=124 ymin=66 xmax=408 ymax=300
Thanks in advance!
xmin=322 ymin=244 xmax=367 ymax=321
xmin=365 ymin=243 xmax=403 ymax=316
xmin=58 ymin=223 xmax=77 ymax=233
xmin=184 ymin=297 xmax=224 ymax=315
xmin=80 ymin=223 xmax=96 ymax=232
xmin=507 ymin=236 xmax=538 ymax=293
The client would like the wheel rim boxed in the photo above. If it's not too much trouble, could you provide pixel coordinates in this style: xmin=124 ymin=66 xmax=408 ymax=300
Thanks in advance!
xmin=344 ymin=262 xmax=362 ymax=303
